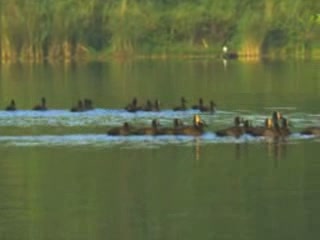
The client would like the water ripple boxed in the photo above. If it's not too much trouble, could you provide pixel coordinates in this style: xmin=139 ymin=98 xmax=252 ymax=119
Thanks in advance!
xmin=0 ymin=108 xmax=319 ymax=147
xmin=0 ymin=133 xmax=317 ymax=148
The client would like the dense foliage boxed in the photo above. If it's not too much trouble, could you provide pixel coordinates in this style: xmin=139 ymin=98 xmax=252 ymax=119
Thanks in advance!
xmin=0 ymin=0 xmax=319 ymax=61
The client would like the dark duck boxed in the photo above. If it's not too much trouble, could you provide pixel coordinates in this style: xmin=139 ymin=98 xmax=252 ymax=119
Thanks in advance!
xmin=175 ymin=114 xmax=207 ymax=136
xmin=33 ymin=97 xmax=47 ymax=111
xmin=125 ymin=97 xmax=142 ymax=112
xmin=5 ymin=99 xmax=17 ymax=111
xmin=133 ymin=119 xmax=161 ymax=135
xmin=192 ymin=98 xmax=204 ymax=110
xmin=173 ymin=97 xmax=188 ymax=111
xmin=245 ymin=118 xmax=274 ymax=137
xmin=157 ymin=118 xmax=184 ymax=135
xmin=84 ymin=99 xmax=94 ymax=110
xmin=199 ymin=100 xmax=216 ymax=113
xmin=107 ymin=122 xmax=134 ymax=136
xmin=215 ymin=116 xmax=244 ymax=138
xmin=300 ymin=126 xmax=320 ymax=136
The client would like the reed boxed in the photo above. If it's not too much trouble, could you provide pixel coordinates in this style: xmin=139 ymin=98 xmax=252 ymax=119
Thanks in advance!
xmin=0 ymin=0 xmax=319 ymax=62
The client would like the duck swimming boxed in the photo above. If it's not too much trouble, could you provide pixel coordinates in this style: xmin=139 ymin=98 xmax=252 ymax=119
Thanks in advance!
xmin=215 ymin=116 xmax=244 ymax=138
xmin=142 ymin=99 xmax=153 ymax=111
xmin=33 ymin=97 xmax=47 ymax=111
xmin=258 ymin=117 xmax=291 ymax=138
xmin=84 ymin=99 xmax=94 ymax=110
xmin=157 ymin=118 xmax=184 ymax=135
xmin=125 ymin=97 xmax=142 ymax=112
xmin=175 ymin=114 xmax=206 ymax=136
xmin=300 ymin=126 xmax=320 ymax=136
xmin=173 ymin=97 xmax=188 ymax=111
xmin=153 ymin=99 xmax=160 ymax=111
xmin=192 ymin=98 xmax=203 ymax=110
xmin=199 ymin=100 xmax=216 ymax=114
xmin=70 ymin=100 xmax=84 ymax=112
xmin=245 ymin=118 xmax=274 ymax=137
xmin=260 ymin=118 xmax=281 ymax=138
xmin=107 ymin=122 xmax=134 ymax=136
xmin=5 ymin=99 xmax=16 ymax=111
xmin=272 ymin=111 xmax=282 ymax=126
xmin=279 ymin=117 xmax=291 ymax=137
xmin=133 ymin=119 xmax=161 ymax=135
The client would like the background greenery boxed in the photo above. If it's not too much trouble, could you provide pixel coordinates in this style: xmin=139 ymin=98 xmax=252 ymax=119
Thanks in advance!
xmin=1 ymin=0 xmax=319 ymax=61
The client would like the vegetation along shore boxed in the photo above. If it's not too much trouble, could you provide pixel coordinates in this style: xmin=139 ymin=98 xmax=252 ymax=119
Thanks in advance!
xmin=1 ymin=0 xmax=320 ymax=63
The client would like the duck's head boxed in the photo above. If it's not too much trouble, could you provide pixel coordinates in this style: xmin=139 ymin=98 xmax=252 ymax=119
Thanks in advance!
xmin=243 ymin=120 xmax=252 ymax=128
xmin=265 ymin=118 xmax=273 ymax=128
xmin=132 ymin=97 xmax=138 ymax=105
xmin=281 ymin=118 xmax=290 ymax=128
xmin=152 ymin=119 xmax=161 ymax=128
xmin=272 ymin=111 xmax=282 ymax=120
xmin=154 ymin=99 xmax=160 ymax=106
xmin=234 ymin=116 xmax=242 ymax=126
xmin=173 ymin=118 xmax=184 ymax=128
xmin=193 ymin=114 xmax=207 ymax=127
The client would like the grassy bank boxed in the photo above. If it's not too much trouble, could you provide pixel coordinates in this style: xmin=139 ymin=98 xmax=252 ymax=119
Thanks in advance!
xmin=1 ymin=0 xmax=319 ymax=62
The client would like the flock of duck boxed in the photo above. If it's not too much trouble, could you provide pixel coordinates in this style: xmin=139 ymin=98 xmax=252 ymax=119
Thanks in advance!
xmin=124 ymin=97 xmax=216 ymax=113
xmin=3 ymin=97 xmax=216 ymax=113
xmin=2 ymin=97 xmax=320 ymax=138
xmin=109 ymin=98 xmax=320 ymax=138
xmin=107 ymin=111 xmax=319 ymax=138
xmin=5 ymin=97 xmax=94 ymax=112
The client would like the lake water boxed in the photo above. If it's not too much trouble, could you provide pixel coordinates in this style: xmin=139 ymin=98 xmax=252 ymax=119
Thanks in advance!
xmin=0 ymin=59 xmax=319 ymax=240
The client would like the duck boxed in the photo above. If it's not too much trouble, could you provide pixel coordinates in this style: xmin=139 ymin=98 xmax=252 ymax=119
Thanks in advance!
xmin=279 ymin=117 xmax=291 ymax=137
xmin=243 ymin=119 xmax=256 ymax=134
xmin=125 ymin=97 xmax=142 ymax=112
xmin=272 ymin=111 xmax=282 ymax=126
xmin=300 ymin=126 xmax=320 ymax=136
xmin=173 ymin=97 xmax=187 ymax=111
xmin=107 ymin=122 xmax=134 ymax=136
xmin=84 ymin=99 xmax=94 ymax=110
xmin=245 ymin=118 xmax=274 ymax=137
xmin=5 ymin=99 xmax=16 ymax=111
xmin=192 ymin=98 xmax=203 ymax=110
xmin=215 ymin=116 xmax=244 ymax=138
xmin=175 ymin=114 xmax=206 ymax=136
xmin=70 ymin=100 xmax=84 ymax=112
xmin=257 ymin=118 xmax=289 ymax=138
xmin=33 ymin=97 xmax=47 ymax=111
xmin=263 ymin=119 xmax=282 ymax=138
xmin=153 ymin=99 xmax=161 ymax=111
xmin=133 ymin=119 xmax=161 ymax=135
xmin=157 ymin=118 xmax=184 ymax=135
xmin=200 ymin=100 xmax=216 ymax=113
xmin=142 ymin=99 xmax=153 ymax=111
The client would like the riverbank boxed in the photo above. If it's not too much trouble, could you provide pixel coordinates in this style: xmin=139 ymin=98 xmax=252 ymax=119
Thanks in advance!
xmin=1 ymin=46 xmax=320 ymax=64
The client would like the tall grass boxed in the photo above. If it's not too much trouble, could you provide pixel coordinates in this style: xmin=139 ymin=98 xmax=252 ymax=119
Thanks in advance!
xmin=0 ymin=0 xmax=319 ymax=62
